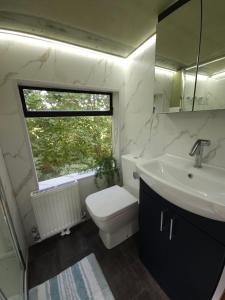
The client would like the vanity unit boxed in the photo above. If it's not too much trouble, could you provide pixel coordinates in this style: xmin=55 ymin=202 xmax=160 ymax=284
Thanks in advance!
xmin=137 ymin=155 xmax=225 ymax=300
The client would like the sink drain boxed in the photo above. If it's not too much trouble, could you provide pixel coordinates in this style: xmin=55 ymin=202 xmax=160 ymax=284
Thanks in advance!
xmin=188 ymin=173 xmax=193 ymax=179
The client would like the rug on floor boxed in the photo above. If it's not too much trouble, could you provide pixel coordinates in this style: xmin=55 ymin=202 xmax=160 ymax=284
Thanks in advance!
xmin=29 ymin=253 xmax=114 ymax=300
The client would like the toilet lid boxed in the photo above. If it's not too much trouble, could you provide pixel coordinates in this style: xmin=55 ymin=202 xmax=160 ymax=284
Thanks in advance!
xmin=85 ymin=185 xmax=138 ymax=221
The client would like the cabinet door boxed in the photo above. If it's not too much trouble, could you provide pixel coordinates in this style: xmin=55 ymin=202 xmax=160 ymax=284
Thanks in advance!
xmin=167 ymin=215 xmax=225 ymax=300
xmin=194 ymin=0 xmax=225 ymax=112
xmin=139 ymin=187 xmax=170 ymax=288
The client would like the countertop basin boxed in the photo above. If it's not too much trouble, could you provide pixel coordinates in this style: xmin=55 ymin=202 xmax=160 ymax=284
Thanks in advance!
xmin=136 ymin=154 xmax=225 ymax=221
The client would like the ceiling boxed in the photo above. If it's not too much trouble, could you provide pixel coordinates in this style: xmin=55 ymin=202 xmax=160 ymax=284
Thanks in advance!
xmin=0 ymin=0 xmax=175 ymax=57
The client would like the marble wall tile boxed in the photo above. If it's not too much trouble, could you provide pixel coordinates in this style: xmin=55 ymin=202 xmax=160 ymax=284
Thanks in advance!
xmin=2 ymin=34 xmax=225 ymax=245
xmin=0 ymin=38 xmax=125 ymax=244
xmin=0 ymin=147 xmax=27 ymax=258
xmin=120 ymin=40 xmax=225 ymax=171
xmin=120 ymin=43 xmax=156 ymax=157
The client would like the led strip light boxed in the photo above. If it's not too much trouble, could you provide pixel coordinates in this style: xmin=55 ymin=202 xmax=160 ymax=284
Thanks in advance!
xmin=0 ymin=29 xmax=156 ymax=64
xmin=2 ymin=29 xmax=221 ymax=79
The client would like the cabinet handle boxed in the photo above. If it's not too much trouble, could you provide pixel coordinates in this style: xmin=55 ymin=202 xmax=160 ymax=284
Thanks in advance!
xmin=160 ymin=210 xmax=165 ymax=232
xmin=169 ymin=218 xmax=174 ymax=240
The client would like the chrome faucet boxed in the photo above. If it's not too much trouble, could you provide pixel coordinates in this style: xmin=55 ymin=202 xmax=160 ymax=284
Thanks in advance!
xmin=189 ymin=139 xmax=211 ymax=168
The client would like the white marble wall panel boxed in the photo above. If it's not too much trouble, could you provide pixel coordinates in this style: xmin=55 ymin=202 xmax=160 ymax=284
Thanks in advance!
xmin=120 ymin=40 xmax=225 ymax=171
xmin=3 ymin=33 xmax=225 ymax=245
xmin=0 ymin=37 xmax=125 ymax=243
xmin=154 ymin=71 xmax=173 ymax=113
xmin=151 ymin=110 xmax=225 ymax=168
xmin=194 ymin=77 xmax=225 ymax=110
xmin=0 ymin=147 xmax=27 ymax=258
xmin=120 ymin=45 xmax=156 ymax=158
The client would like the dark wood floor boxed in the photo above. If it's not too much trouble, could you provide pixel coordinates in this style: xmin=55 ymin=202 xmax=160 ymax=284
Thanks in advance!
xmin=28 ymin=220 xmax=169 ymax=300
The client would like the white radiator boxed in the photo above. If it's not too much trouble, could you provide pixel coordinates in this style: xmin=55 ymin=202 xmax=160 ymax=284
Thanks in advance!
xmin=31 ymin=181 xmax=82 ymax=240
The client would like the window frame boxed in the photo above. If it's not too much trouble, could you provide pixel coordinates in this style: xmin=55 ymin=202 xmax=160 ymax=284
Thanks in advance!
xmin=18 ymin=85 xmax=113 ymax=118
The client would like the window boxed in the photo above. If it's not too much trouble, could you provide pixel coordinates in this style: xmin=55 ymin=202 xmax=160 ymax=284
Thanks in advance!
xmin=19 ymin=86 xmax=113 ymax=181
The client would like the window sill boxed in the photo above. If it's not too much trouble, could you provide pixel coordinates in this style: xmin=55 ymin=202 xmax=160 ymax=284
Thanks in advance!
xmin=38 ymin=171 xmax=95 ymax=192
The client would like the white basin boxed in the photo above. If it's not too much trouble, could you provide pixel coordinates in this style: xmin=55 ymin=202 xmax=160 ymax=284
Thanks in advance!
xmin=136 ymin=154 xmax=225 ymax=221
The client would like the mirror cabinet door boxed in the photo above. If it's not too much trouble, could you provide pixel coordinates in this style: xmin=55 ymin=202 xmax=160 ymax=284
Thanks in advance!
xmin=154 ymin=0 xmax=201 ymax=113
xmin=194 ymin=0 xmax=225 ymax=111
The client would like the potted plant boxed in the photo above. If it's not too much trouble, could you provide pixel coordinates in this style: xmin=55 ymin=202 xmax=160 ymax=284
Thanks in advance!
xmin=94 ymin=155 xmax=120 ymax=188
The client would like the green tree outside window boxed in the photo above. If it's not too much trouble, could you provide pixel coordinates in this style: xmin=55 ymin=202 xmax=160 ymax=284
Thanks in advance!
xmin=24 ymin=90 xmax=112 ymax=181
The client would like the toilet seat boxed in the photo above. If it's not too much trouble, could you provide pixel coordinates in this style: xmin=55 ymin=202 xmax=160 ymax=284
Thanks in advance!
xmin=85 ymin=185 xmax=138 ymax=222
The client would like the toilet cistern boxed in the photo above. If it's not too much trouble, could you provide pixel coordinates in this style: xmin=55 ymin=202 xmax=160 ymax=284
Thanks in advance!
xmin=189 ymin=139 xmax=210 ymax=168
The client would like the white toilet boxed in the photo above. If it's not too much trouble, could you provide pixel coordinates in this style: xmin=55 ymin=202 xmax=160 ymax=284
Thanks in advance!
xmin=85 ymin=155 xmax=140 ymax=249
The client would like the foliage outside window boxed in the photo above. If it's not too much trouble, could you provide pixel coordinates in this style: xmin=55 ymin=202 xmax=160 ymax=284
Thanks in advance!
xmin=19 ymin=87 xmax=113 ymax=182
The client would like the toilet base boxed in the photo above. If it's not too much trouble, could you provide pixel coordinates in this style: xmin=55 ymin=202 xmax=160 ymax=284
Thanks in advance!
xmin=99 ymin=219 xmax=139 ymax=249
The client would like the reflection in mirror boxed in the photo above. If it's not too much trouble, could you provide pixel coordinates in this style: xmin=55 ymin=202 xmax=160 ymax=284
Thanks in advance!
xmin=193 ymin=0 xmax=225 ymax=111
xmin=154 ymin=0 xmax=201 ymax=113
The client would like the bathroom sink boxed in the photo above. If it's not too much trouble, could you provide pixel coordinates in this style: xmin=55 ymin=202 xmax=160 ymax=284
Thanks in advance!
xmin=136 ymin=154 xmax=225 ymax=221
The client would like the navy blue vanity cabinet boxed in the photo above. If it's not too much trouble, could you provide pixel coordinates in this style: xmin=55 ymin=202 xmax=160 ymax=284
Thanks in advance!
xmin=139 ymin=179 xmax=225 ymax=300
xmin=139 ymin=186 xmax=170 ymax=288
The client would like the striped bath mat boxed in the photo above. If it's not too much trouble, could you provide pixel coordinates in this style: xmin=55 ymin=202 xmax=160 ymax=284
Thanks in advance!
xmin=29 ymin=253 xmax=114 ymax=300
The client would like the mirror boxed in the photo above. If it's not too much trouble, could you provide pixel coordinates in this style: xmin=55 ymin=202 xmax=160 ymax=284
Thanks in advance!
xmin=194 ymin=0 xmax=225 ymax=111
xmin=154 ymin=0 xmax=201 ymax=113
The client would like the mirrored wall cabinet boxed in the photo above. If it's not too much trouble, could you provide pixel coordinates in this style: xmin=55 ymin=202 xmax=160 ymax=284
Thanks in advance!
xmin=154 ymin=0 xmax=225 ymax=113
